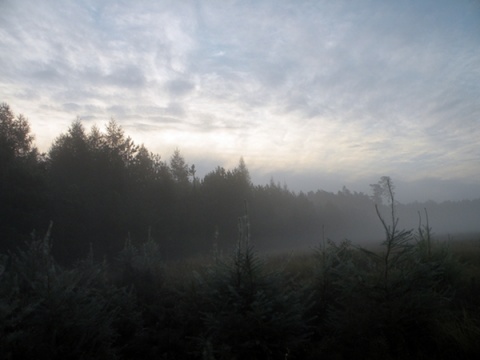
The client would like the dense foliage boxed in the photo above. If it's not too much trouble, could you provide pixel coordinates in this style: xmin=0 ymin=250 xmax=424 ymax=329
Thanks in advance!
xmin=1 ymin=207 xmax=479 ymax=359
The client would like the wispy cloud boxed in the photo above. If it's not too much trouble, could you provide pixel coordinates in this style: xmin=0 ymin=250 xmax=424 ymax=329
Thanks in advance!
xmin=1 ymin=0 xmax=479 ymax=200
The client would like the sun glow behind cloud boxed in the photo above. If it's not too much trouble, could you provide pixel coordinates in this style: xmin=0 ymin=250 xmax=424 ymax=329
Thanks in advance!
xmin=1 ymin=0 xmax=479 ymax=201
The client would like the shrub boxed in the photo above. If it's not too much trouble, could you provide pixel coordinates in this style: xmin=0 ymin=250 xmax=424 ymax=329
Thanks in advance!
xmin=308 ymin=178 xmax=460 ymax=359
xmin=0 ymin=223 xmax=139 ymax=360
xmin=193 ymin=210 xmax=310 ymax=359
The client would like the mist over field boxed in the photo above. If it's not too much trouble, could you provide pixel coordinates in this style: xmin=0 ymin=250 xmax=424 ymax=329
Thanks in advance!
xmin=1 ymin=102 xmax=479 ymax=263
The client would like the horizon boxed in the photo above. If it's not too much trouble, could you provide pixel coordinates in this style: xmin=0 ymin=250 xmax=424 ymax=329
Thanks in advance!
xmin=21 ymin=115 xmax=480 ymax=204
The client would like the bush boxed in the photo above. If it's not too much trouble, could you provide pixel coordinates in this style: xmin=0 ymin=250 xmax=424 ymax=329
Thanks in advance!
xmin=192 ymin=213 xmax=310 ymax=359
xmin=0 ymin=223 xmax=139 ymax=360
xmin=307 ymin=178 xmax=461 ymax=359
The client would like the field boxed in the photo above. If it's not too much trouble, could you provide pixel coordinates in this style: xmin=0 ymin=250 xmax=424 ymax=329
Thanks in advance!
xmin=2 ymin=227 xmax=479 ymax=360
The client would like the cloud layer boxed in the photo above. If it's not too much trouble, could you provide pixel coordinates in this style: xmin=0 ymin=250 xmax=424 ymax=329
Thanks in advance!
xmin=1 ymin=0 xmax=479 ymax=201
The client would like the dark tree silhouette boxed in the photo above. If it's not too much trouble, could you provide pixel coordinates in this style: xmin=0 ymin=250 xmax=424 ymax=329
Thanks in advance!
xmin=0 ymin=104 xmax=46 ymax=251
xmin=2 ymin=104 xmax=479 ymax=265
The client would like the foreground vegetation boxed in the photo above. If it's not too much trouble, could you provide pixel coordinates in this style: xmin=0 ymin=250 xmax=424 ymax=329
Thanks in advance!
xmin=1 ymin=214 xmax=479 ymax=359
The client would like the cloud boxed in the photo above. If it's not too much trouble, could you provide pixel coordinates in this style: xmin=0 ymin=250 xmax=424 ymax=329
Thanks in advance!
xmin=1 ymin=0 xmax=479 ymax=200
xmin=164 ymin=79 xmax=195 ymax=97
xmin=62 ymin=103 xmax=81 ymax=112
xmin=105 ymin=65 xmax=147 ymax=88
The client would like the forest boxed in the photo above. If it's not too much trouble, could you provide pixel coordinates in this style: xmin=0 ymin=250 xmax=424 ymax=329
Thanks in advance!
xmin=1 ymin=103 xmax=479 ymax=263
xmin=1 ymin=103 xmax=480 ymax=358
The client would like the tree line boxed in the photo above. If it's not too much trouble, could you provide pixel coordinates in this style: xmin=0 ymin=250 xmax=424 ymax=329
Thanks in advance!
xmin=1 ymin=103 xmax=479 ymax=264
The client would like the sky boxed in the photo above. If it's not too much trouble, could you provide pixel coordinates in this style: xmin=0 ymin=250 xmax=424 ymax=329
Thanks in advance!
xmin=1 ymin=0 xmax=479 ymax=203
